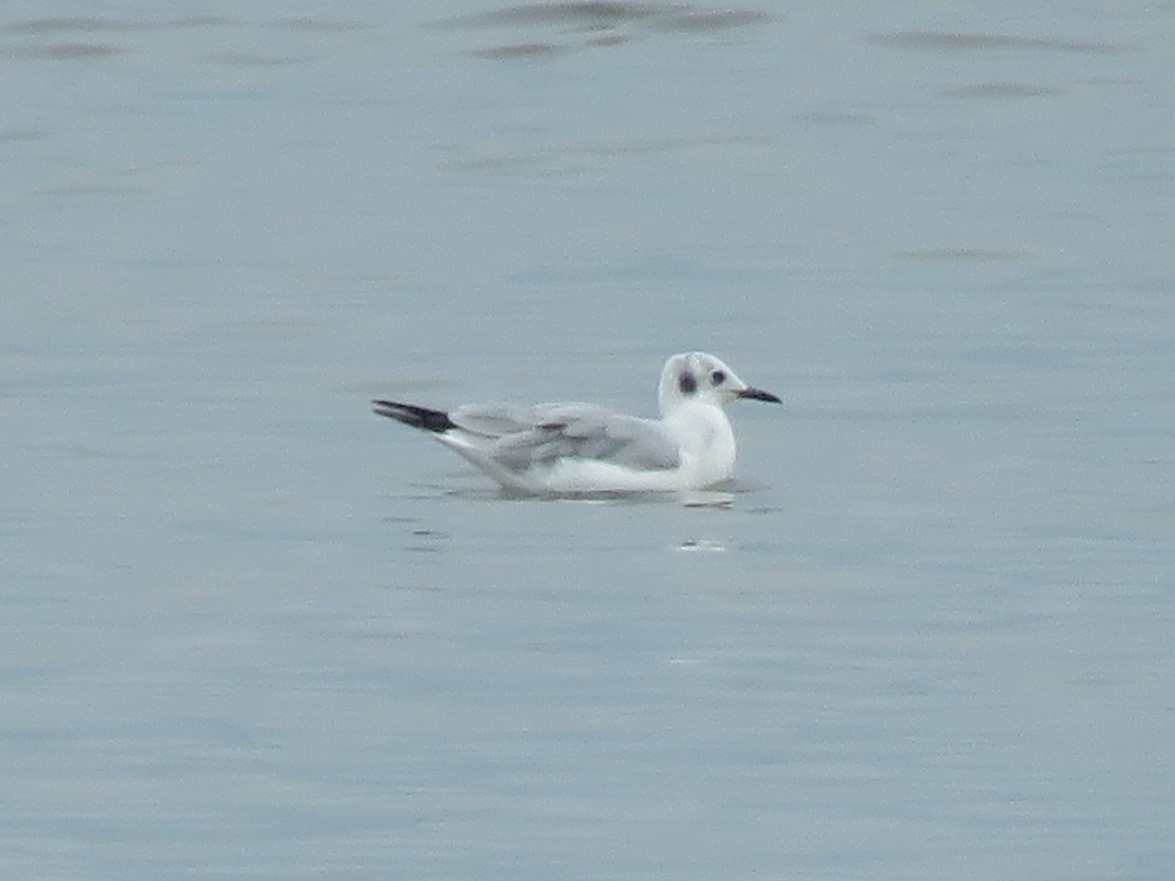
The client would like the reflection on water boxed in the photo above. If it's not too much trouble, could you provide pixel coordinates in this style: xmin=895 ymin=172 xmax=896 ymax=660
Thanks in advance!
xmin=2 ymin=14 xmax=355 ymax=33
xmin=19 ymin=42 xmax=125 ymax=58
xmin=441 ymin=134 xmax=770 ymax=174
xmin=2 ymin=15 xmax=232 ymax=32
xmin=469 ymin=41 xmax=568 ymax=60
xmin=437 ymin=2 xmax=770 ymax=32
xmin=895 ymin=248 xmax=1034 ymax=262
xmin=676 ymin=537 xmax=731 ymax=551
xmin=866 ymin=29 xmax=1128 ymax=54
xmin=434 ymin=1 xmax=771 ymax=57
xmin=941 ymin=81 xmax=1060 ymax=99
xmin=437 ymin=484 xmax=741 ymax=507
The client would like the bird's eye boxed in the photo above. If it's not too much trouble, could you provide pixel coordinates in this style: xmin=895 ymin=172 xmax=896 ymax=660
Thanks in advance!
xmin=679 ymin=372 xmax=697 ymax=394
xmin=711 ymin=370 xmax=726 ymax=385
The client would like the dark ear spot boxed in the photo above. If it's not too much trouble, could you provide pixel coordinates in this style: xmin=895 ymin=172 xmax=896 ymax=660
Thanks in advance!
xmin=678 ymin=371 xmax=697 ymax=394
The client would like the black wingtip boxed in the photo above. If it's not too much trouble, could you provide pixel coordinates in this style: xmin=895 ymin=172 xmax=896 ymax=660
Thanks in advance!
xmin=372 ymin=400 xmax=457 ymax=433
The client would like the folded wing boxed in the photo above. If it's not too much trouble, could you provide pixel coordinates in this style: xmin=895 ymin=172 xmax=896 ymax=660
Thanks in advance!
xmin=449 ymin=402 xmax=539 ymax=437
xmin=454 ymin=403 xmax=681 ymax=473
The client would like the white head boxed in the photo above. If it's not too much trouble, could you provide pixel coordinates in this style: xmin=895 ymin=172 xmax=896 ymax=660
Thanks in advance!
xmin=657 ymin=352 xmax=781 ymax=417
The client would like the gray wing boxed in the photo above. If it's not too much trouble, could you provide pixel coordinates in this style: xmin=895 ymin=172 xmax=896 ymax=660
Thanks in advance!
xmin=449 ymin=402 xmax=540 ymax=437
xmin=488 ymin=403 xmax=682 ymax=473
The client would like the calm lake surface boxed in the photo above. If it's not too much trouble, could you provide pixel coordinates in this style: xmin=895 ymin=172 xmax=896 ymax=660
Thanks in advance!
xmin=3 ymin=1 xmax=1174 ymax=878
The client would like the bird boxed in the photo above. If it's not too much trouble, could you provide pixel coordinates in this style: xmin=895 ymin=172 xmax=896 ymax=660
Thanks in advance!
xmin=372 ymin=351 xmax=780 ymax=495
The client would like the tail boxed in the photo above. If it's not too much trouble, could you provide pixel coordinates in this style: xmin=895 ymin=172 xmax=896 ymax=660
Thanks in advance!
xmin=372 ymin=400 xmax=457 ymax=433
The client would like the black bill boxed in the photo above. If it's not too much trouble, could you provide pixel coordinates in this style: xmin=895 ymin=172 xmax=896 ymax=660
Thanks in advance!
xmin=737 ymin=387 xmax=782 ymax=404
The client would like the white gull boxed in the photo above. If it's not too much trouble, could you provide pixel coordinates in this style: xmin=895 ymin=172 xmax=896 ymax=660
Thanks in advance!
xmin=372 ymin=351 xmax=780 ymax=495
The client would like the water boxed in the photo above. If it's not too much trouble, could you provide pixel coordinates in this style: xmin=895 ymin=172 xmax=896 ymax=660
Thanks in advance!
xmin=3 ymin=2 xmax=1174 ymax=878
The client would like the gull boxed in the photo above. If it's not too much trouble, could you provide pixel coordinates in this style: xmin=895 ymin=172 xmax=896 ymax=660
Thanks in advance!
xmin=372 ymin=351 xmax=780 ymax=495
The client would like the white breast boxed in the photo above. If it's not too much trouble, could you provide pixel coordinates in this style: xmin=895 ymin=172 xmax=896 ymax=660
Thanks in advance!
xmin=663 ymin=401 xmax=738 ymax=487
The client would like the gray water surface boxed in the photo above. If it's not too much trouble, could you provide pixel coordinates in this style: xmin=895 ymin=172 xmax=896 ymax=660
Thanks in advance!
xmin=3 ymin=2 xmax=1174 ymax=879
